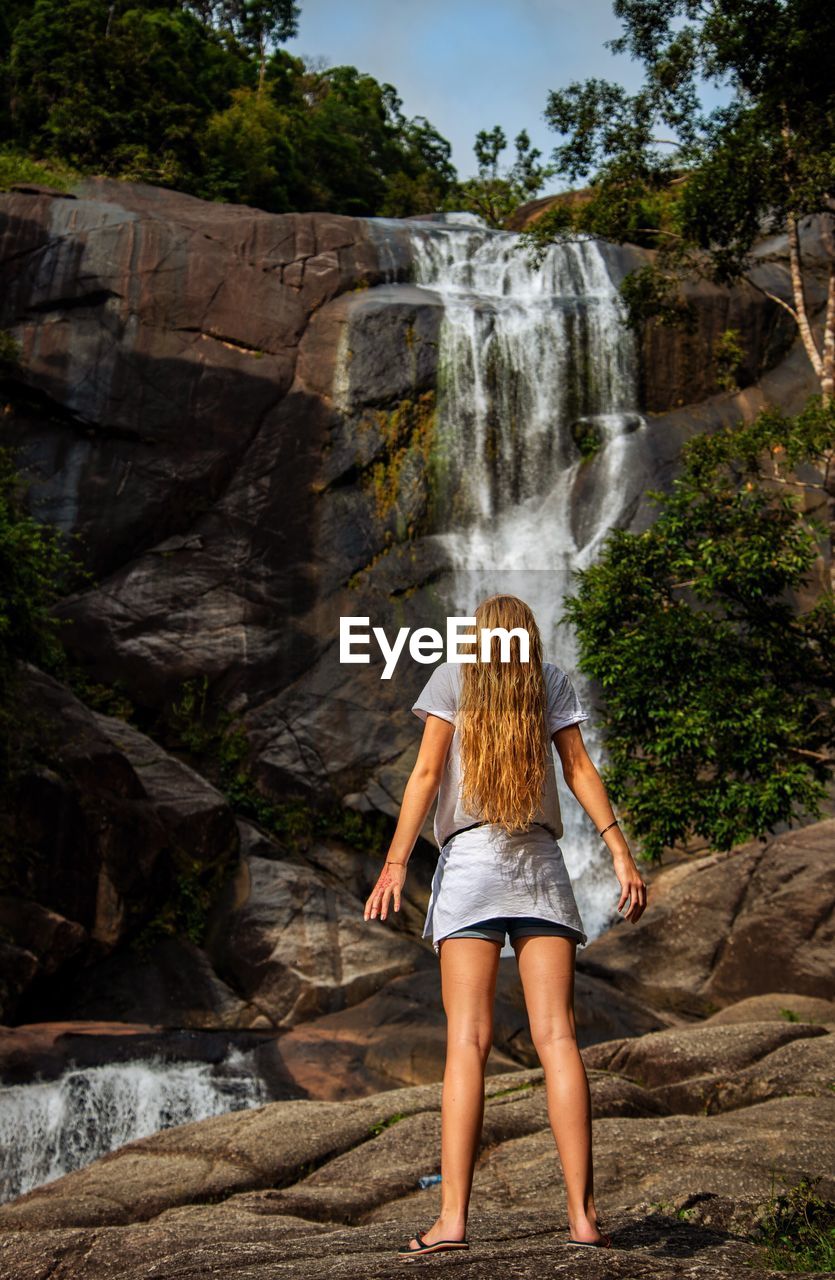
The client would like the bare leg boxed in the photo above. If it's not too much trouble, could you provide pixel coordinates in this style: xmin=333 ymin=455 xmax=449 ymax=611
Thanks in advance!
xmin=514 ymin=934 xmax=604 ymax=1244
xmin=405 ymin=936 xmax=500 ymax=1251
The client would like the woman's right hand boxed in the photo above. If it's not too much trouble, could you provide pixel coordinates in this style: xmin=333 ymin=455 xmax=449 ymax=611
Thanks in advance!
xmin=364 ymin=861 xmax=407 ymax=923
xmin=612 ymin=849 xmax=648 ymax=923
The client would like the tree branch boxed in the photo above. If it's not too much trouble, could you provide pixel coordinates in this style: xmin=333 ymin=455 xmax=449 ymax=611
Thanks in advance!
xmin=741 ymin=272 xmax=800 ymax=326
xmin=634 ymin=227 xmax=685 ymax=241
xmin=788 ymin=746 xmax=835 ymax=764
xmin=755 ymin=471 xmax=827 ymax=490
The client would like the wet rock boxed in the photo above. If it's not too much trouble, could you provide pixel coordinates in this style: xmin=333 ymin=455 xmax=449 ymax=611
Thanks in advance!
xmin=517 ymin=202 xmax=824 ymax=413
xmin=0 ymin=1021 xmax=293 ymax=1093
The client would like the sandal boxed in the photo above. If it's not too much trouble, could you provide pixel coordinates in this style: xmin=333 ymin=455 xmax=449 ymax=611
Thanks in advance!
xmin=565 ymin=1231 xmax=613 ymax=1248
xmin=398 ymin=1226 xmax=470 ymax=1258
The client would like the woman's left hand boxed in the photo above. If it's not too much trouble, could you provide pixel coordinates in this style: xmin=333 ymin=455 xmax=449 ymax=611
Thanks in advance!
xmin=364 ymin=862 xmax=407 ymax=922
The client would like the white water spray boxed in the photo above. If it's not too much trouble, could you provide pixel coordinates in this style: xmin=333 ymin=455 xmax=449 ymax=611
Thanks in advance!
xmin=406 ymin=219 xmax=646 ymax=943
xmin=0 ymin=1051 xmax=266 ymax=1204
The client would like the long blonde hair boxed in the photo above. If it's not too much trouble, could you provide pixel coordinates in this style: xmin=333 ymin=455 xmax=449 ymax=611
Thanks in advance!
xmin=457 ymin=594 xmax=550 ymax=834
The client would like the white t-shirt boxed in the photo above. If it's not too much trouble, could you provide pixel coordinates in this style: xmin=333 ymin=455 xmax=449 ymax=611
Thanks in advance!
xmin=411 ymin=659 xmax=589 ymax=850
xmin=411 ymin=660 xmax=591 ymax=953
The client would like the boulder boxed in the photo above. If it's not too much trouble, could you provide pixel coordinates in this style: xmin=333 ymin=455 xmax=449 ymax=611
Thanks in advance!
xmin=654 ymin=1031 xmax=835 ymax=1115
xmin=704 ymin=992 xmax=835 ymax=1027
xmin=581 ymin=1020 xmax=829 ymax=1086
xmin=577 ymin=821 xmax=835 ymax=1016
xmin=0 ymin=668 xmax=239 ymax=1023
xmin=269 ymin=969 xmax=521 ymax=1099
xmin=206 ymin=824 xmax=432 ymax=1029
xmin=49 ymin=938 xmax=258 ymax=1030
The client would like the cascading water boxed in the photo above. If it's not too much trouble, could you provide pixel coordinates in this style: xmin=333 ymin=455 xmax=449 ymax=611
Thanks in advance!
xmin=405 ymin=215 xmax=646 ymax=946
xmin=0 ymin=1050 xmax=266 ymax=1204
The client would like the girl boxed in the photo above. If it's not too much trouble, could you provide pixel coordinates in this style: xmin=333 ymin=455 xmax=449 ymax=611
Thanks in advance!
xmin=363 ymin=593 xmax=647 ymax=1257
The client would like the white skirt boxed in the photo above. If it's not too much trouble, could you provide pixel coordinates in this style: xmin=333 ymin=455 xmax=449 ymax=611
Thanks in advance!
xmin=422 ymin=822 xmax=588 ymax=955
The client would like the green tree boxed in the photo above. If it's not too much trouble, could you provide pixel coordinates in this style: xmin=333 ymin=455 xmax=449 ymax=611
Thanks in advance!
xmin=3 ymin=3 xmax=456 ymax=216
xmin=0 ymin=1 xmax=35 ymax=138
xmin=297 ymin=64 xmax=455 ymax=215
xmin=562 ymin=398 xmax=835 ymax=860
xmin=379 ymin=112 xmax=457 ymax=218
xmin=186 ymin=0 xmax=299 ymax=93
xmin=8 ymin=0 xmax=247 ymax=183
xmin=199 ymin=59 xmax=456 ymax=216
xmin=200 ymin=83 xmax=299 ymax=208
xmin=454 ymin=126 xmax=554 ymax=228
xmin=528 ymin=0 xmax=835 ymax=402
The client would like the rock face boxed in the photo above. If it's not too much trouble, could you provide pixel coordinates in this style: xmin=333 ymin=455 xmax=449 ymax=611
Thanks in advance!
xmin=509 ymin=196 xmax=828 ymax=413
xmin=4 ymin=655 xmax=833 ymax=1095
xmin=1 ymin=177 xmax=832 ymax=1105
xmin=0 ymin=1017 xmax=832 ymax=1279
xmin=577 ymin=819 xmax=835 ymax=1018
xmin=0 ymin=177 xmax=820 ymax=825
xmin=0 ymin=667 xmax=239 ymax=1024
xmin=0 ymin=177 xmax=444 ymax=824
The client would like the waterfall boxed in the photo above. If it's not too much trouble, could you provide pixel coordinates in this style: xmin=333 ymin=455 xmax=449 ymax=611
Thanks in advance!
xmin=0 ymin=1050 xmax=266 ymax=1204
xmin=405 ymin=215 xmax=646 ymax=945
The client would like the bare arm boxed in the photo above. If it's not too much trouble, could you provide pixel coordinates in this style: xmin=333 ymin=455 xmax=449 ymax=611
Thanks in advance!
xmin=364 ymin=713 xmax=454 ymax=923
xmin=553 ymin=723 xmax=648 ymax=923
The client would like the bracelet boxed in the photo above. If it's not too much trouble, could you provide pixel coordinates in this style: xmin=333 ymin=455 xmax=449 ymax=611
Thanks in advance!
xmin=598 ymin=819 xmax=619 ymax=838
xmin=386 ymin=860 xmax=407 ymax=867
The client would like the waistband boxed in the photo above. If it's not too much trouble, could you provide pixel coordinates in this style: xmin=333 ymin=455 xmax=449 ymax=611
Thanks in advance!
xmin=441 ymin=819 xmax=554 ymax=849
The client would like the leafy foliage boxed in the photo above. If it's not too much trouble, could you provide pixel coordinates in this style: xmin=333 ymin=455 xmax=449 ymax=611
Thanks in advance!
xmin=452 ymin=126 xmax=554 ymax=228
xmin=752 ymin=1173 xmax=835 ymax=1273
xmin=7 ymin=0 xmax=247 ymax=188
xmin=525 ymin=1 xmax=835 ymax=357
xmin=562 ymin=398 xmax=835 ymax=860
xmin=0 ymin=144 xmax=81 ymax=193
xmin=713 ymin=326 xmax=747 ymax=392
xmin=1 ymin=1 xmax=457 ymax=216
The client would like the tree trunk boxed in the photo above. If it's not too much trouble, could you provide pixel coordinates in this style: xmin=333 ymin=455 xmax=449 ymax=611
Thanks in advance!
xmin=821 ymin=258 xmax=835 ymax=407
xmin=783 ymin=208 xmax=835 ymax=592
xmin=786 ymin=211 xmax=823 ymax=384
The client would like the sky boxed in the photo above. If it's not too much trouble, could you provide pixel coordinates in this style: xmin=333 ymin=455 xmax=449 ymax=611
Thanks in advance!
xmin=285 ymin=0 xmax=724 ymax=181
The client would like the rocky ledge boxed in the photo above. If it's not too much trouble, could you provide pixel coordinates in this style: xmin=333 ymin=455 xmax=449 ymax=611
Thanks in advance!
xmin=0 ymin=993 xmax=832 ymax=1278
